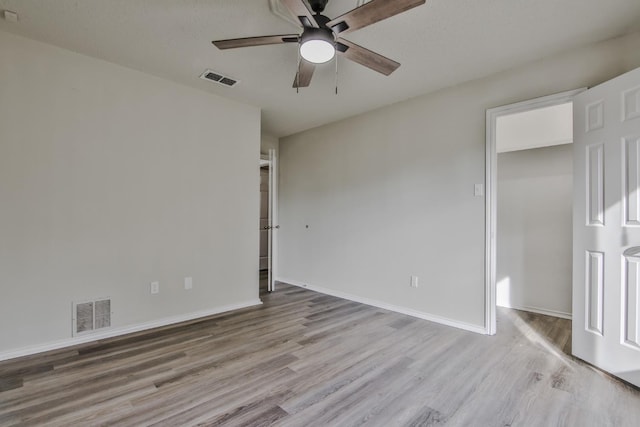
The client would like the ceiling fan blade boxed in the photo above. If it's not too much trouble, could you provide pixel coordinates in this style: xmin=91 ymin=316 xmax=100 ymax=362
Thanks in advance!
xmin=293 ymin=60 xmax=316 ymax=88
xmin=212 ymin=35 xmax=299 ymax=50
xmin=336 ymin=39 xmax=400 ymax=76
xmin=280 ymin=0 xmax=319 ymax=28
xmin=327 ymin=0 xmax=426 ymax=35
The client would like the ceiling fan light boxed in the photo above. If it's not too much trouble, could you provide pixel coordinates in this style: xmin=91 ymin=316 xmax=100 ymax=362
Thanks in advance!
xmin=300 ymin=39 xmax=335 ymax=64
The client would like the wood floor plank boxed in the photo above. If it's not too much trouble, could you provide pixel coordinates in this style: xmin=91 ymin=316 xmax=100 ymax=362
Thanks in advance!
xmin=0 ymin=284 xmax=638 ymax=426
xmin=114 ymin=367 xmax=296 ymax=427
xmin=0 ymin=352 xmax=185 ymax=422
xmin=0 ymin=378 xmax=22 ymax=393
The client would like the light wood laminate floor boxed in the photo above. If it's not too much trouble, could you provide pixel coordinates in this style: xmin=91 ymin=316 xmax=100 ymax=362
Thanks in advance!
xmin=1 ymin=283 xmax=639 ymax=426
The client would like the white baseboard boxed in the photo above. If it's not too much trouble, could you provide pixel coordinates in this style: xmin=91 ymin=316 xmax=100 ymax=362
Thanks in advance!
xmin=277 ymin=277 xmax=486 ymax=335
xmin=497 ymin=302 xmax=572 ymax=320
xmin=0 ymin=299 xmax=262 ymax=362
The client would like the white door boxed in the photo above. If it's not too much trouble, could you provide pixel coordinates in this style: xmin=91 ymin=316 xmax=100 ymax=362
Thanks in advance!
xmin=259 ymin=162 xmax=270 ymax=288
xmin=573 ymin=67 xmax=640 ymax=387
xmin=259 ymin=150 xmax=279 ymax=293
xmin=267 ymin=149 xmax=279 ymax=292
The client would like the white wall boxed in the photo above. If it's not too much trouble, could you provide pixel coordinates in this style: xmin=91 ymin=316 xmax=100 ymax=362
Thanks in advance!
xmin=278 ymin=32 xmax=640 ymax=331
xmin=0 ymin=33 xmax=261 ymax=356
xmin=261 ymin=134 xmax=279 ymax=156
xmin=496 ymin=103 xmax=573 ymax=153
xmin=497 ymin=144 xmax=573 ymax=318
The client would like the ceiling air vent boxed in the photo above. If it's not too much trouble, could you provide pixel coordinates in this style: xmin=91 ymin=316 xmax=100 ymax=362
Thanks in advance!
xmin=200 ymin=69 xmax=239 ymax=87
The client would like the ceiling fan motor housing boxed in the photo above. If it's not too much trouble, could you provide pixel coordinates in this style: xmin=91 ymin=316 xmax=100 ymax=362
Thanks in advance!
xmin=300 ymin=26 xmax=334 ymax=45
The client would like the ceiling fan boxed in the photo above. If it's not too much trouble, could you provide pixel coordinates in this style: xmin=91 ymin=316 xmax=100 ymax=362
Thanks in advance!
xmin=212 ymin=0 xmax=426 ymax=88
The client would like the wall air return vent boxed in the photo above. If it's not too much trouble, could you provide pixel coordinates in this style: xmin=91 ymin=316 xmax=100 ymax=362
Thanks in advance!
xmin=200 ymin=69 xmax=239 ymax=87
xmin=72 ymin=298 xmax=112 ymax=336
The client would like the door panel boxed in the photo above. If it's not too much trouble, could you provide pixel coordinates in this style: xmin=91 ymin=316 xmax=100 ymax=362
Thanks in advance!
xmin=573 ymin=67 xmax=640 ymax=387
xmin=623 ymin=136 xmax=640 ymax=225
xmin=585 ymin=250 xmax=604 ymax=335
xmin=623 ymin=249 xmax=640 ymax=348
xmin=586 ymin=144 xmax=604 ymax=226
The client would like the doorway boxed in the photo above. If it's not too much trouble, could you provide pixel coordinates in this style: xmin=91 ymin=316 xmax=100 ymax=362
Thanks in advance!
xmin=259 ymin=149 xmax=278 ymax=293
xmin=485 ymin=89 xmax=585 ymax=334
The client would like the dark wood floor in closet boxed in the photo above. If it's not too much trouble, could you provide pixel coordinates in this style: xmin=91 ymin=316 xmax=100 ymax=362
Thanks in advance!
xmin=1 ymin=283 xmax=638 ymax=426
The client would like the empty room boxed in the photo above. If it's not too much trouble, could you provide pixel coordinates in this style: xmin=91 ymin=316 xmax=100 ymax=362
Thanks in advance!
xmin=1 ymin=0 xmax=640 ymax=425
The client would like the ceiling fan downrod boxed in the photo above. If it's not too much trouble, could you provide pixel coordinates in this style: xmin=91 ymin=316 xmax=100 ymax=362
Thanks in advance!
xmin=308 ymin=0 xmax=329 ymax=14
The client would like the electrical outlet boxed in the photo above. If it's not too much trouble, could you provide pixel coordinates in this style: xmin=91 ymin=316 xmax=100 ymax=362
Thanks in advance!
xmin=184 ymin=277 xmax=193 ymax=290
xmin=150 ymin=281 xmax=160 ymax=294
xmin=410 ymin=276 xmax=419 ymax=288
xmin=3 ymin=10 xmax=19 ymax=23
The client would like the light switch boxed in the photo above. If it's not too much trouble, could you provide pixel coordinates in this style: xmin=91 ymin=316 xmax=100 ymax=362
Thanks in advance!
xmin=474 ymin=184 xmax=484 ymax=197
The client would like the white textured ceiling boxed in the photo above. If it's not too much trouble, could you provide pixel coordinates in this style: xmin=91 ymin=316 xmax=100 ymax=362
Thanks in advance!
xmin=1 ymin=0 xmax=639 ymax=137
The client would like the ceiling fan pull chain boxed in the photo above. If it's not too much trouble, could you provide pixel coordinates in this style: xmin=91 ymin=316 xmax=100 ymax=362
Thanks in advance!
xmin=296 ymin=49 xmax=301 ymax=94
xmin=335 ymin=48 xmax=338 ymax=95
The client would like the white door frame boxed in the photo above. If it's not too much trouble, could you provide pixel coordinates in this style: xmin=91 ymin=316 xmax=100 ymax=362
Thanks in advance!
xmin=484 ymin=88 xmax=586 ymax=335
